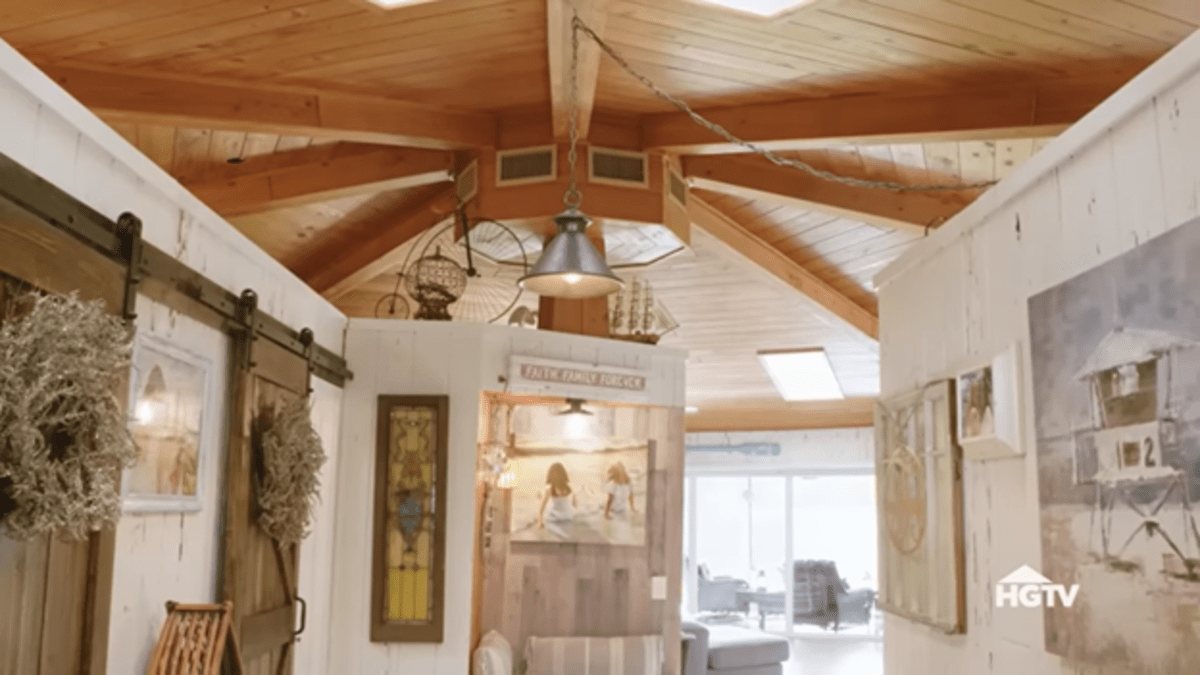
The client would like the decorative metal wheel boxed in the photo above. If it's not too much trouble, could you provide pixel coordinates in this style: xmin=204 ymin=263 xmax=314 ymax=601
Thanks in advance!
xmin=882 ymin=440 xmax=927 ymax=555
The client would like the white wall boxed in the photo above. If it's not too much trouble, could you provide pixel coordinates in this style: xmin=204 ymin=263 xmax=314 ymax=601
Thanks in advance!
xmin=331 ymin=320 xmax=685 ymax=675
xmin=874 ymin=31 xmax=1200 ymax=675
xmin=0 ymin=39 xmax=347 ymax=675
xmin=684 ymin=428 xmax=874 ymax=475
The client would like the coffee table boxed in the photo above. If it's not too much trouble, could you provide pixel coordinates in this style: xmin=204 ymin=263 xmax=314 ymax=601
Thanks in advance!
xmin=735 ymin=589 xmax=786 ymax=630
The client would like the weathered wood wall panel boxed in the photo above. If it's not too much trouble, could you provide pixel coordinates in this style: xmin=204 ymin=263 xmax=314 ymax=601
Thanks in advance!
xmin=477 ymin=406 xmax=684 ymax=674
xmin=875 ymin=31 xmax=1200 ymax=675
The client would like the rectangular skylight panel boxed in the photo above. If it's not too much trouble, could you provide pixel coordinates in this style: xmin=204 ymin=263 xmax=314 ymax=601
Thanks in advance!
xmin=697 ymin=0 xmax=816 ymax=17
xmin=757 ymin=348 xmax=844 ymax=401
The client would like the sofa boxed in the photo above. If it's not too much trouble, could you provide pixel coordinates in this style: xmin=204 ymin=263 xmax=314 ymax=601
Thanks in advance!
xmin=681 ymin=621 xmax=789 ymax=675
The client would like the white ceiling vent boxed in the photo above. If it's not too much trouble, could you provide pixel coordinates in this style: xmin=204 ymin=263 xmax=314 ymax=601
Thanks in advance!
xmin=667 ymin=167 xmax=688 ymax=207
xmin=456 ymin=159 xmax=479 ymax=203
xmin=496 ymin=146 xmax=557 ymax=186
xmin=589 ymin=147 xmax=648 ymax=188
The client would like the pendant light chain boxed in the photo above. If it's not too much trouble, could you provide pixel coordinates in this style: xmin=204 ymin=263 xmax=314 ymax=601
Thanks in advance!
xmin=564 ymin=14 xmax=583 ymax=209
xmin=569 ymin=17 xmax=998 ymax=194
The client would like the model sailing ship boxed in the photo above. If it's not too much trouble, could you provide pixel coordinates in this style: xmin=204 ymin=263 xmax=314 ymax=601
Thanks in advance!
xmin=608 ymin=277 xmax=679 ymax=344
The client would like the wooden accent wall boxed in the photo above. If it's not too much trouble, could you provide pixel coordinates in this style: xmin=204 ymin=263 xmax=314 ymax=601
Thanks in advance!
xmin=476 ymin=405 xmax=684 ymax=675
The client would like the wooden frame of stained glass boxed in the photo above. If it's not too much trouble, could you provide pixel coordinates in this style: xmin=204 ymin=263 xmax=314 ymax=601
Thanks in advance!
xmin=370 ymin=395 xmax=449 ymax=643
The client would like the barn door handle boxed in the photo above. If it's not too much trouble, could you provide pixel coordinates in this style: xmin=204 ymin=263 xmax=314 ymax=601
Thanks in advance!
xmin=294 ymin=597 xmax=308 ymax=638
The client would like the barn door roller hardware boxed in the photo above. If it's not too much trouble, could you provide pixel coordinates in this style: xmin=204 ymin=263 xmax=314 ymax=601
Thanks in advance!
xmin=0 ymin=151 xmax=352 ymax=387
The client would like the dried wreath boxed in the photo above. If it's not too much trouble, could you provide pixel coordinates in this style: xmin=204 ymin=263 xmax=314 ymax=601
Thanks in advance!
xmin=0 ymin=292 xmax=136 ymax=540
xmin=254 ymin=395 xmax=325 ymax=544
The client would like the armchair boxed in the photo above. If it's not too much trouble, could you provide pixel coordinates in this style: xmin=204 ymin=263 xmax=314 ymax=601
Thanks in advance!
xmin=792 ymin=560 xmax=875 ymax=631
xmin=697 ymin=565 xmax=749 ymax=615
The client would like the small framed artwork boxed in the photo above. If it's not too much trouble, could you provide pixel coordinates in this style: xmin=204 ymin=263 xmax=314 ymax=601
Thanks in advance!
xmin=957 ymin=342 xmax=1023 ymax=460
xmin=371 ymin=395 xmax=449 ymax=643
xmin=124 ymin=334 xmax=212 ymax=512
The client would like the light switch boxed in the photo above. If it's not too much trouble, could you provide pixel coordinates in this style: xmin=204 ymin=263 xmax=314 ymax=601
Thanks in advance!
xmin=651 ymin=576 xmax=667 ymax=600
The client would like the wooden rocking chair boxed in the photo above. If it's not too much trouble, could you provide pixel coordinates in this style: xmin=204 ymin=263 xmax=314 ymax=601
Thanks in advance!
xmin=146 ymin=601 xmax=246 ymax=675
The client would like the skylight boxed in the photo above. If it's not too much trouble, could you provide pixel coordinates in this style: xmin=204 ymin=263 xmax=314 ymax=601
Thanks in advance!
xmin=695 ymin=0 xmax=817 ymax=18
xmin=366 ymin=0 xmax=436 ymax=8
xmin=757 ymin=348 xmax=845 ymax=401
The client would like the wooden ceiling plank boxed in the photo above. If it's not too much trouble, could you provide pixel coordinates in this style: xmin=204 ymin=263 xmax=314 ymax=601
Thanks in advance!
xmin=28 ymin=0 xmax=318 ymax=62
xmin=99 ymin=2 xmax=364 ymax=68
xmin=861 ymin=0 xmax=1132 ymax=58
xmin=642 ymin=69 xmax=1140 ymax=152
xmin=1123 ymin=0 xmax=1200 ymax=24
xmin=184 ymin=143 xmax=454 ymax=217
xmin=947 ymin=0 xmax=1175 ymax=53
xmin=687 ymin=195 xmax=878 ymax=341
xmin=683 ymin=154 xmax=973 ymax=234
xmin=134 ymin=124 xmax=177 ymax=171
xmin=818 ymin=0 xmax=1080 ymax=74
xmin=1028 ymin=0 xmax=1195 ymax=42
xmin=684 ymin=398 xmax=876 ymax=432
xmin=39 ymin=64 xmax=497 ymax=150
xmin=0 ymin=0 xmax=135 ymax=36
xmin=3 ymin=0 xmax=196 ymax=48
xmin=279 ymin=12 xmax=544 ymax=80
xmin=548 ymin=0 xmax=610 ymax=140
xmin=299 ymin=184 xmax=460 ymax=298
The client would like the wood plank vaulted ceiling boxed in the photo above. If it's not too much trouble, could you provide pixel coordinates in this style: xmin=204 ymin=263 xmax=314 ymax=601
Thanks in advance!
xmin=3 ymin=0 xmax=1196 ymax=431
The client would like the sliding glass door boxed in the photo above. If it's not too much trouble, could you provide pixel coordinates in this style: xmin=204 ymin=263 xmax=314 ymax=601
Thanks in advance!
xmin=684 ymin=471 xmax=880 ymax=637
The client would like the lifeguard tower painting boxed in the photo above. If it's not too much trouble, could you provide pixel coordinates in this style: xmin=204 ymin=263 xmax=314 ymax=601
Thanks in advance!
xmin=1029 ymin=216 xmax=1200 ymax=673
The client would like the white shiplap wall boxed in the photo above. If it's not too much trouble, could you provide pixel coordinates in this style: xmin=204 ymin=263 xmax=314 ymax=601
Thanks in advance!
xmin=330 ymin=320 xmax=685 ymax=674
xmin=0 ymin=40 xmax=347 ymax=675
xmin=874 ymin=31 xmax=1200 ymax=675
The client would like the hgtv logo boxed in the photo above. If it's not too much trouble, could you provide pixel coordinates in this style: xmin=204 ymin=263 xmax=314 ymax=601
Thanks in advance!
xmin=995 ymin=565 xmax=1080 ymax=609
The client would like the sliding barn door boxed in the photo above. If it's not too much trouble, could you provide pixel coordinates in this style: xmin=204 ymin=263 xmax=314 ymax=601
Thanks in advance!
xmin=0 ymin=202 xmax=123 ymax=674
xmin=220 ymin=335 xmax=309 ymax=675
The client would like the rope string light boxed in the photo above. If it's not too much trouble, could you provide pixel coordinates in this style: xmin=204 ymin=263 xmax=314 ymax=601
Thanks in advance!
xmin=571 ymin=16 xmax=999 ymax=194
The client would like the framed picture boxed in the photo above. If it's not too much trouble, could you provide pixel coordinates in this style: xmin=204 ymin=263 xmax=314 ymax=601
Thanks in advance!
xmin=371 ymin=395 xmax=449 ymax=643
xmin=957 ymin=364 xmax=995 ymax=443
xmin=874 ymin=380 xmax=965 ymax=633
xmin=957 ymin=342 xmax=1024 ymax=460
xmin=506 ymin=442 xmax=651 ymax=547
xmin=123 ymin=334 xmax=212 ymax=513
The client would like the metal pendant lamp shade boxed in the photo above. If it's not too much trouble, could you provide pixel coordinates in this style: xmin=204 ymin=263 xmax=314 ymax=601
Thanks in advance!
xmin=519 ymin=208 xmax=623 ymax=299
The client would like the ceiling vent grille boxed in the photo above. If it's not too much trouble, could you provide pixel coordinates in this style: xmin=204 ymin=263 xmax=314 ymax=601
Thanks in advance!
xmin=589 ymin=147 xmax=648 ymax=187
xmin=456 ymin=159 xmax=479 ymax=203
xmin=667 ymin=168 xmax=688 ymax=207
xmin=496 ymin=146 xmax=556 ymax=186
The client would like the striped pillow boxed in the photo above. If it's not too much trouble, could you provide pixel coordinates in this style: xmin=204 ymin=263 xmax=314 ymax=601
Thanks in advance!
xmin=525 ymin=635 xmax=663 ymax=675
xmin=474 ymin=630 xmax=514 ymax=675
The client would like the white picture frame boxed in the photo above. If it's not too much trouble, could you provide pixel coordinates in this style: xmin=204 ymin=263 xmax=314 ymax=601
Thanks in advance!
xmin=957 ymin=341 xmax=1024 ymax=460
xmin=122 ymin=334 xmax=213 ymax=513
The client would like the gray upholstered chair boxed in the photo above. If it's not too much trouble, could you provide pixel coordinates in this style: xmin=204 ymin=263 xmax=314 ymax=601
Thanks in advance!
xmin=696 ymin=565 xmax=750 ymax=615
xmin=793 ymin=560 xmax=875 ymax=631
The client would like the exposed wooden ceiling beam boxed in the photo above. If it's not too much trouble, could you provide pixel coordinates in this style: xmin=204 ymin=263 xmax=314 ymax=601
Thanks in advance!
xmin=547 ymin=0 xmax=610 ymax=140
xmin=185 ymin=143 xmax=454 ymax=217
xmin=38 ymin=64 xmax=496 ymax=150
xmin=643 ymin=70 xmax=1142 ymax=153
xmin=296 ymin=184 xmax=459 ymax=299
xmin=685 ymin=398 xmax=876 ymax=432
xmin=683 ymin=154 xmax=976 ymax=234
xmin=687 ymin=195 xmax=878 ymax=341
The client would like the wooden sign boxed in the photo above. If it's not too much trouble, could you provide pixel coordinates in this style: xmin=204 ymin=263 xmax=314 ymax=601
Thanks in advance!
xmin=508 ymin=356 xmax=651 ymax=403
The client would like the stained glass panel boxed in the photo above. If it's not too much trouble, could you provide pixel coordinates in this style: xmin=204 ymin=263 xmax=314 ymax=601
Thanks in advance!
xmin=371 ymin=395 xmax=448 ymax=643
xmin=385 ymin=406 xmax=436 ymax=623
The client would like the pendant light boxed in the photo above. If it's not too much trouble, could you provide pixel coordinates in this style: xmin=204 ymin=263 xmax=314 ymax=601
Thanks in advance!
xmin=519 ymin=17 xmax=623 ymax=300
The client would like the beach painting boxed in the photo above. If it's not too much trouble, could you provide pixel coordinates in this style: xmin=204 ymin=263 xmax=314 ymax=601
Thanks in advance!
xmin=508 ymin=444 xmax=649 ymax=546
